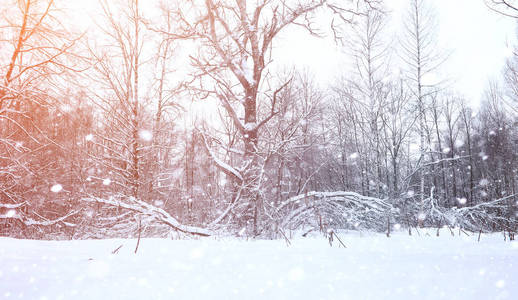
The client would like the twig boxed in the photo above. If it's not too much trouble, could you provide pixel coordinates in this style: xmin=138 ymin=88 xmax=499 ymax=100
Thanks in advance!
xmin=112 ymin=244 xmax=123 ymax=254
xmin=460 ymin=228 xmax=470 ymax=237
xmin=278 ymin=228 xmax=291 ymax=247
xmin=134 ymin=218 xmax=142 ymax=254
xmin=334 ymin=232 xmax=347 ymax=248
xmin=302 ymin=228 xmax=314 ymax=237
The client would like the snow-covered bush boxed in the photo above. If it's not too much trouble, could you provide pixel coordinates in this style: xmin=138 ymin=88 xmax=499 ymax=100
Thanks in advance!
xmin=274 ymin=191 xmax=394 ymax=233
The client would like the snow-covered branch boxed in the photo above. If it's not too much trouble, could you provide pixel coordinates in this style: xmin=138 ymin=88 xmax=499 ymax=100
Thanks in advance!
xmin=1 ymin=209 xmax=80 ymax=227
xmin=83 ymin=195 xmax=211 ymax=237
xmin=199 ymin=130 xmax=244 ymax=182
xmin=276 ymin=191 xmax=393 ymax=231
xmin=0 ymin=202 xmax=26 ymax=209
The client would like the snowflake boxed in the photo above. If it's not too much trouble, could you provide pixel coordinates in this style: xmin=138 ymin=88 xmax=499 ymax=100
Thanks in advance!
xmin=454 ymin=139 xmax=464 ymax=148
xmin=102 ymin=178 xmax=111 ymax=186
xmin=139 ymin=130 xmax=153 ymax=142
xmin=85 ymin=134 xmax=94 ymax=141
xmin=50 ymin=184 xmax=63 ymax=193
xmin=6 ymin=209 xmax=16 ymax=218
xmin=479 ymin=178 xmax=489 ymax=186
xmin=457 ymin=197 xmax=467 ymax=205
xmin=495 ymin=280 xmax=505 ymax=288
xmin=349 ymin=152 xmax=359 ymax=159
xmin=85 ymin=210 xmax=94 ymax=218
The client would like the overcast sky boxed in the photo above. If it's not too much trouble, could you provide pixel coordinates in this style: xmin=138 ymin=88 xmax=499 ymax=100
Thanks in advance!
xmin=275 ymin=0 xmax=517 ymax=107
xmin=65 ymin=0 xmax=517 ymax=108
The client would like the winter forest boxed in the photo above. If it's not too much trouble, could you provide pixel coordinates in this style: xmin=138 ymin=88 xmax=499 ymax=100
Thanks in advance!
xmin=1 ymin=0 xmax=518 ymax=298
xmin=1 ymin=0 xmax=516 ymax=240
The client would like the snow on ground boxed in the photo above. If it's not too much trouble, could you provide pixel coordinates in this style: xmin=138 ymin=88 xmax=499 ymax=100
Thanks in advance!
xmin=1 ymin=230 xmax=517 ymax=300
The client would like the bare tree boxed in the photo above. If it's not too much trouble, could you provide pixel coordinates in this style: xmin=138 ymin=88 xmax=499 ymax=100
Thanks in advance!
xmin=85 ymin=0 xmax=149 ymax=200
xmin=81 ymin=0 xmax=208 ymax=237
xmin=346 ymin=5 xmax=389 ymax=198
xmin=399 ymin=0 xmax=445 ymax=215
xmin=459 ymin=100 xmax=475 ymax=206
xmin=502 ymin=48 xmax=518 ymax=115
xmin=0 ymin=0 xmax=83 ymax=235
xmin=176 ymin=0 xmax=340 ymax=235
xmin=380 ymin=77 xmax=417 ymax=201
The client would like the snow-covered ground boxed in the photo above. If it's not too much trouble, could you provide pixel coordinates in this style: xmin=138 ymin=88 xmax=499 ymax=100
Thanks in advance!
xmin=1 ymin=230 xmax=517 ymax=300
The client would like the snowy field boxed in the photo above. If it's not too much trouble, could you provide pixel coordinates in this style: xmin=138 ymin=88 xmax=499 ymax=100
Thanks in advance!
xmin=1 ymin=230 xmax=517 ymax=300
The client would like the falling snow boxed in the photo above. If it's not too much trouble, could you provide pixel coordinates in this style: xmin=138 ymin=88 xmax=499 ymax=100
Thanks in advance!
xmin=454 ymin=139 xmax=464 ymax=148
xmin=139 ymin=130 xmax=153 ymax=142
xmin=50 ymin=184 xmax=63 ymax=193
xmin=479 ymin=179 xmax=490 ymax=186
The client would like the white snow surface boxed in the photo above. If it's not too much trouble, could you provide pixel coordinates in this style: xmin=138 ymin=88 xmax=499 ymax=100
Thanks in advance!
xmin=1 ymin=230 xmax=517 ymax=300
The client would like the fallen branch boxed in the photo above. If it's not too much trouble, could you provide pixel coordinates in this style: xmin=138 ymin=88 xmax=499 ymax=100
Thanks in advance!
xmin=83 ymin=195 xmax=211 ymax=237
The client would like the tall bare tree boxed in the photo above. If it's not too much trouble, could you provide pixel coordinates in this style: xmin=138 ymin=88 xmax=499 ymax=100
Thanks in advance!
xmin=85 ymin=0 xmax=147 ymax=200
xmin=399 ymin=0 xmax=445 ymax=214
xmin=0 ymin=0 xmax=83 ymax=235
xmin=347 ymin=5 xmax=389 ymax=197
xmin=175 ymin=0 xmax=333 ymax=234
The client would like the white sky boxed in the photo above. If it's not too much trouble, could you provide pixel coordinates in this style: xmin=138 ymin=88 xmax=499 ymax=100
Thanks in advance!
xmin=274 ymin=0 xmax=517 ymax=107
xmin=63 ymin=0 xmax=517 ymax=108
